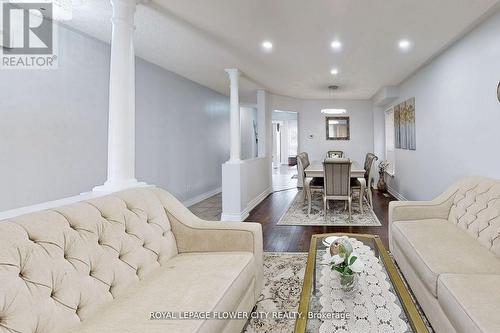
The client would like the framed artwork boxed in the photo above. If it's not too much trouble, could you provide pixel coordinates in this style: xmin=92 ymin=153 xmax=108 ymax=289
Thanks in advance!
xmin=394 ymin=97 xmax=416 ymax=150
xmin=325 ymin=116 xmax=350 ymax=140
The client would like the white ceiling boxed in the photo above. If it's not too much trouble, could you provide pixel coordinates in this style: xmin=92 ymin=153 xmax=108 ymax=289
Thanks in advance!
xmin=67 ymin=0 xmax=500 ymax=101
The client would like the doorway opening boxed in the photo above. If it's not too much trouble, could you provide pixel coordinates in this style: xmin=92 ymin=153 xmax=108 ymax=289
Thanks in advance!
xmin=271 ymin=110 xmax=298 ymax=191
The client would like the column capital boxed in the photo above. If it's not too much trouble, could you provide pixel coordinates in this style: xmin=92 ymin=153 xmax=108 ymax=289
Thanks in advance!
xmin=224 ymin=68 xmax=240 ymax=80
xmin=111 ymin=0 xmax=136 ymax=24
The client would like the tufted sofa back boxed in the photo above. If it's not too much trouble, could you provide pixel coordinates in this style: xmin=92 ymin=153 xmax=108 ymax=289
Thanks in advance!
xmin=447 ymin=177 xmax=500 ymax=257
xmin=0 ymin=187 xmax=178 ymax=333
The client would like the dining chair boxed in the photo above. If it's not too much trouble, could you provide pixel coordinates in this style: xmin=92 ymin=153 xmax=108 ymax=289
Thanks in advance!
xmin=326 ymin=150 xmax=344 ymax=158
xmin=322 ymin=158 xmax=352 ymax=221
xmin=305 ymin=176 xmax=325 ymax=215
xmin=351 ymin=153 xmax=378 ymax=208
xmin=296 ymin=153 xmax=324 ymax=214
xmin=296 ymin=153 xmax=306 ymax=188
xmin=296 ymin=152 xmax=310 ymax=188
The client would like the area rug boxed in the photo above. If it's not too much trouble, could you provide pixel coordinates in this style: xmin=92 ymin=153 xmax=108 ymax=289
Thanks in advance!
xmin=244 ymin=252 xmax=434 ymax=333
xmin=277 ymin=191 xmax=382 ymax=226
xmin=244 ymin=252 xmax=308 ymax=333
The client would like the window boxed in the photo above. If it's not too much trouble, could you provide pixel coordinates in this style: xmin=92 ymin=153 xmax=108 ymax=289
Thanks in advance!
xmin=385 ymin=108 xmax=395 ymax=175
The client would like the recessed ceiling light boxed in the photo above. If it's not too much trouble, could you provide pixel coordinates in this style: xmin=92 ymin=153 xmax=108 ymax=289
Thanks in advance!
xmin=330 ymin=40 xmax=342 ymax=50
xmin=330 ymin=68 xmax=339 ymax=75
xmin=321 ymin=109 xmax=347 ymax=115
xmin=261 ymin=41 xmax=273 ymax=51
xmin=398 ymin=39 xmax=412 ymax=51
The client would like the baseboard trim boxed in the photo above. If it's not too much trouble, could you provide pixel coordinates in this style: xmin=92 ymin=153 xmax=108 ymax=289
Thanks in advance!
xmin=221 ymin=186 xmax=272 ymax=222
xmin=244 ymin=186 xmax=272 ymax=217
xmin=221 ymin=212 xmax=249 ymax=222
xmin=183 ymin=187 xmax=222 ymax=207
xmin=387 ymin=185 xmax=407 ymax=201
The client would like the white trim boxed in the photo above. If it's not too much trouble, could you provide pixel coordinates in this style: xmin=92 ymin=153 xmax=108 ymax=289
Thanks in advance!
xmin=93 ymin=181 xmax=149 ymax=193
xmin=221 ymin=212 xmax=249 ymax=222
xmin=0 ymin=192 xmax=108 ymax=221
xmin=221 ymin=186 xmax=272 ymax=222
xmin=385 ymin=107 xmax=396 ymax=176
xmin=387 ymin=185 xmax=407 ymax=201
xmin=0 ymin=184 xmax=157 ymax=220
xmin=183 ymin=187 xmax=222 ymax=207
xmin=244 ymin=186 xmax=272 ymax=217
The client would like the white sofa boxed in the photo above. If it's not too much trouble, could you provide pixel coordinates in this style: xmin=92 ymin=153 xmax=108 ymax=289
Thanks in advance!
xmin=389 ymin=177 xmax=500 ymax=333
xmin=0 ymin=187 xmax=263 ymax=333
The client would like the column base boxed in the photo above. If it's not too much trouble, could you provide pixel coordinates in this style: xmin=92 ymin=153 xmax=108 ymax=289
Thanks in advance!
xmin=93 ymin=179 xmax=150 ymax=194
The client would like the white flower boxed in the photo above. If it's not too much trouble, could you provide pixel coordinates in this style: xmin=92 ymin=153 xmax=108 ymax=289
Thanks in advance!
xmin=348 ymin=253 xmax=364 ymax=273
xmin=331 ymin=255 xmax=344 ymax=265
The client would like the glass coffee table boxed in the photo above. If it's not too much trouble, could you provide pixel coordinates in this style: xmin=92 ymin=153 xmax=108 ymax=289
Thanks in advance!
xmin=294 ymin=233 xmax=429 ymax=333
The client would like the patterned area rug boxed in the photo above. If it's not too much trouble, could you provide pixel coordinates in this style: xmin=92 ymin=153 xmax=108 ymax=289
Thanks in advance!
xmin=277 ymin=191 xmax=382 ymax=226
xmin=244 ymin=252 xmax=308 ymax=333
xmin=244 ymin=252 xmax=434 ymax=333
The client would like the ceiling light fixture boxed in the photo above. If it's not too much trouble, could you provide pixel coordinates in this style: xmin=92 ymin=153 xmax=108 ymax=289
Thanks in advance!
xmin=321 ymin=109 xmax=347 ymax=115
xmin=330 ymin=40 xmax=342 ymax=50
xmin=398 ymin=39 xmax=412 ymax=51
xmin=330 ymin=68 xmax=339 ymax=75
xmin=261 ymin=41 xmax=273 ymax=51
xmin=321 ymin=85 xmax=346 ymax=115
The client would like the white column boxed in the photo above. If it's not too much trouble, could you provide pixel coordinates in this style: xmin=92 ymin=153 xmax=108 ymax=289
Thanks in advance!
xmin=94 ymin=0 xmax=145 ymax=193
xmin=225 ymin=68 xmax=241 ymax=163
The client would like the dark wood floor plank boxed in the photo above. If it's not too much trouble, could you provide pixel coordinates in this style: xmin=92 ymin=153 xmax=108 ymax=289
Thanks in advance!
xmin=246 ymin=189 xmax=395 ymax=252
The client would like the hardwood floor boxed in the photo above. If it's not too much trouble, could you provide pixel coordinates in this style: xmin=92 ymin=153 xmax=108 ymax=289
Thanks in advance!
xmin=245 ymin=188 xmax=396 ymax=252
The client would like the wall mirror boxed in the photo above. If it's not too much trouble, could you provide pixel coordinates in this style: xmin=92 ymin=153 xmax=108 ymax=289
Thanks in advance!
xmin=326 ymin=116 xmax=350 ymax=140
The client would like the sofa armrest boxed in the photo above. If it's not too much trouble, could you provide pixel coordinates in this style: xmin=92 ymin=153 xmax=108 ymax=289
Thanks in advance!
xmin=169 ymin=214 xmax=263 ymax=256
xmin=150 ymin=187 xmax=264 ymax=300
xmin=389 ymin=199 xmax=453 ymax=223
xmin=149 ymin=187 xmax=263 ymax=254
xmin=388 ymin=185 xmax=458 ymax=251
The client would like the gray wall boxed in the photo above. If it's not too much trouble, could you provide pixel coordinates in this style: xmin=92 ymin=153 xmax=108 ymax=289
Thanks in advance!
xmin=374 ymin=10 xmax=500 ymax=200
xmin=269 ymin=94 xmax=374 ymax=166
xmin=0 ymin=26 xmax=109 ymax=211
xmin=299 ymin=99 xmax=373 ymax=165
xmin=0 ymin=24 xmax=229 ymax=211
xmin=136 ymin=58 xmax=229 ymax=202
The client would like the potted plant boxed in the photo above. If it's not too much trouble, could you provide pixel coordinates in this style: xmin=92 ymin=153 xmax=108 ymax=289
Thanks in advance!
xmin=329 ymin=237 xmax=364 ymax=292
xmin=377 ymin=160 xmax=390 ymax=192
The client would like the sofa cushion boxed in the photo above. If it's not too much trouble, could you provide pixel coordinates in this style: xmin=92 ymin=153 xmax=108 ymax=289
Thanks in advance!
xmin=65 ymin=252 xmax=257 ymax=333
xmin=438 ymin=274 xmax=500 ymax=333
xmin=0 ymin=188 xmax=178 ymax=333
xmin=392 ymin=219 xmax=500 ymax=297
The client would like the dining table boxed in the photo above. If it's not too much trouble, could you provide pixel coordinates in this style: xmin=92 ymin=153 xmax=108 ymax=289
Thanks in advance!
xmin=303 ymin=160 xmax=367 ymax=215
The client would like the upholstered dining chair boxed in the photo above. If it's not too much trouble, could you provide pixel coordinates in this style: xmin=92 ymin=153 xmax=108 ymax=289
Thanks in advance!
xmin=351 ymin=153 xmax=378 ymax=208
xmin=326 ymin=150 xmax=344 ymax=158
xmin=304 ymin=176 xmax=325 ymax=215
xmin=296 ymin=152 xmax=310 ymax=188
xmin=322 ymin=158 xmax=352 ymax=221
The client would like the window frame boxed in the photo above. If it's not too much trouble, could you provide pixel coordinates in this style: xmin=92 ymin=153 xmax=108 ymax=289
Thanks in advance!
xmin=385 ymin=108 xmax=396 ymax=176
